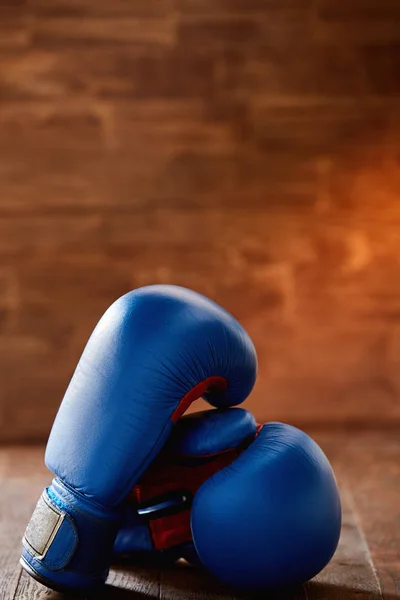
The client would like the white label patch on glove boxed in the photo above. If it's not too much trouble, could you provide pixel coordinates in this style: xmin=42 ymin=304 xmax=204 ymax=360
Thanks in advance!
xmin=22 ymin=493 xmax=64 ymax=559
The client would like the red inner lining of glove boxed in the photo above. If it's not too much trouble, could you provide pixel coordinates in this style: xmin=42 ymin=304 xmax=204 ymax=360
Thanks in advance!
xmin=130 ymin=425 xmax=262 ymax=551
xmin=171 ymin=376 xmax=228 ymax=423
xmin=131 ymin=449 xmax=241 ymax=551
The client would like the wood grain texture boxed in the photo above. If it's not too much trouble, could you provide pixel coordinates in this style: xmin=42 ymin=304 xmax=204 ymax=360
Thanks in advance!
xmin=1 ymin=0 xmax=400 ymax=440
xmin=0 ymin=448 xmax=49 ymax=600
xmin=305 ymin=490 xmax=381 ymax=600
xmin=4 ymin=431 xmax=400 ymax=599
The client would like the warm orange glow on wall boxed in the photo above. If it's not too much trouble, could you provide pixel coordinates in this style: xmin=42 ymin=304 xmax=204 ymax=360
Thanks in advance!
xmin=1 ymin=1 xmax=400 ymax=441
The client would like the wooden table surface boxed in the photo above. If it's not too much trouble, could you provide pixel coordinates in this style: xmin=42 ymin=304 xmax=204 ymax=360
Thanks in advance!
xmin=1 ymin=430 xmax=399 ymax=600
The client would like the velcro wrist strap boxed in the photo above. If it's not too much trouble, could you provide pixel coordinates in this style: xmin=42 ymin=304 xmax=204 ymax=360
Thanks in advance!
xmin=21 ymin=481 xmax=120 ymax=590
xmin=23 ymin=490 xmax=77 ymax=570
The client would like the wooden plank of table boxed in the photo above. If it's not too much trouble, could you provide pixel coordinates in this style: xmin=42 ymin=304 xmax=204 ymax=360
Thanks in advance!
xmin=340 ymin=432 xmax=400 ymax=600
xmin=161 ymin=560 xmax=310 ymax=600
xmin=0 ymin=476 xmax=28 ymax=600
xmin=14 ymin=570 xmax=64 ymax=600
xmin=305 ymin=486 xmax=382 ymax=600
xmin=14 ymin=556 xmax=161 ymax=600
xmin=106 ymin=563 xmax=160 ymax=598
xmin=160 ymin=559 xmax=259 ymax=600
xmin=0 ymin=447 xmax=49 ymax=600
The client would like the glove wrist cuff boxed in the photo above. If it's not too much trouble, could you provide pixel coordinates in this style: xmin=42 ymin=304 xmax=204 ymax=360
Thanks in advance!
xmin=21 ymin=480 xmax=120 ymax=591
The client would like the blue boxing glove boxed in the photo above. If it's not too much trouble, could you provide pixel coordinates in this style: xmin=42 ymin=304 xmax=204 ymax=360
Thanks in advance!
xmin=20 ymin=285 xmax=257 ymax=592
xmin=115 ymin=413 xmax=341 ymax=589
xmin=192 ymin=422 xmax=341 ymax=589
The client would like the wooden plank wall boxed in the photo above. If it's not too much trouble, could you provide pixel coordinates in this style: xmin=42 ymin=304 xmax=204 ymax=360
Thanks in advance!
xmin=0 ymin=0 xmax=400 ymax=441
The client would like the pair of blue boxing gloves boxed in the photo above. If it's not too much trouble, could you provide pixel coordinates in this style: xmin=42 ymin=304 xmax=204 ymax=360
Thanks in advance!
xmin=21 ymin=285 xmax=341 ymax=592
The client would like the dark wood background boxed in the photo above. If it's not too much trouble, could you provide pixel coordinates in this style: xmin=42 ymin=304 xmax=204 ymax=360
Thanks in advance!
xmin=1 ymin=0 xmax=400 ymax=441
